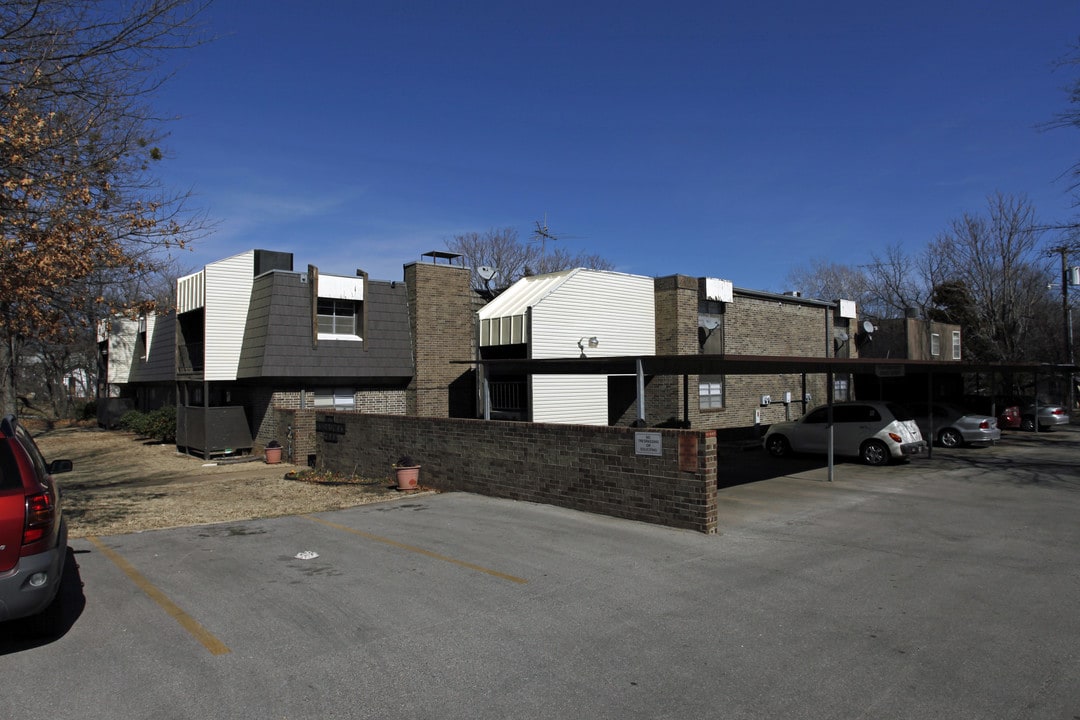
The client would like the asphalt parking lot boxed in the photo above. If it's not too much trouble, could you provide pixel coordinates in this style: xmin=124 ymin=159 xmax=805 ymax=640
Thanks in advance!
xmin=3 ymin=427 xmax=1080 ymax=720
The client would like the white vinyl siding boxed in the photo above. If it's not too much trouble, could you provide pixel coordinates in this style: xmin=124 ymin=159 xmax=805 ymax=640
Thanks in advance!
xmin=203 ymin=250 xmax=255 ymax=381
xmin=104 ymin=318 xmax=138 ymax=383
xmin=477 ymin=271 xmax=570 ymax=346
xmin=140 ymin=314 xmax=157 ymax=360
xmin=528 ymin=271 xmax=655 ymax=358
xmin=531 ymin=376 xmax=608 ymax=424
xmin=176 ymin=270 xmax=205 ymax=313
xmin=529 ymin=270 xmax=655 ymax=425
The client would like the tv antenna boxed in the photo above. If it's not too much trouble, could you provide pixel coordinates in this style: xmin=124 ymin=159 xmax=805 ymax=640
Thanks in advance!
xmin=532 ymin=214 xmax=559 ymax=256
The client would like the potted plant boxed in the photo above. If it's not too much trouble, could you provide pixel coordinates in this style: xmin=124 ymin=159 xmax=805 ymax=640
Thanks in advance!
xmin=392 ymin=455 xmax=420 ymax=490
xmin=264 ymin=440 xmax=283 ymax=464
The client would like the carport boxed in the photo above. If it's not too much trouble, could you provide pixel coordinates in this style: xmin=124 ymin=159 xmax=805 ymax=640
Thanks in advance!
xmin=466 ymin=354 xmax=1077 ymax=480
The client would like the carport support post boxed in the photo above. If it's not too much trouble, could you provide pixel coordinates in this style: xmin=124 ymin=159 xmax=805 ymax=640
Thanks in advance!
xmin=482 ymin=377 xmax=491 ymax=420
xmin=926 ymin=371 xmax=934 ymax=459
xmin=827 ymin=369 xmax=834 ymax=482
xmin=636 ymin=359 xmax=646 ymax=425
xmin=1034 ymin=370 xmax=1040 ymax=434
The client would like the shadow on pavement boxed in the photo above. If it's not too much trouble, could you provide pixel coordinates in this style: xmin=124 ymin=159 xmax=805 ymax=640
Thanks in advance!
xmin=0 ymin=547 xmax=87 ymax=654
xmin=716 ymin=446 xmax=840 ymax=489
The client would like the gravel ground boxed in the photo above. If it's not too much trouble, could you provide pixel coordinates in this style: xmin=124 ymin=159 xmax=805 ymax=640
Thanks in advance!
xmin=30 ymin=425 xmax=427 ymax=537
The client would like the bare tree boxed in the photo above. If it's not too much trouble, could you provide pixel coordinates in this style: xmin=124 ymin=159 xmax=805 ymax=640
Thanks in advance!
xmin=0 ymin=0 xmax=209 ymax=416
xmin=1045 ymin=39 xmax=1080 ymax=201
xmin=447 ymin=226 xmax=614 ymax=293
xmin=790 ymin=195 xmax=1056 ymax=363
xmin=929 ymin=193 xmax=1050 ymax=362
xmin=784 ymin=258 xmax=883 ymax=318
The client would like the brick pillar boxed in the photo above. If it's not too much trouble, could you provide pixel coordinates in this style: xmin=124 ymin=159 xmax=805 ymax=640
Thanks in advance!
xmin=651 ymin=275 xmax=700 ymax=426
xmin=404 ymin=261 xmax=475 ymax=418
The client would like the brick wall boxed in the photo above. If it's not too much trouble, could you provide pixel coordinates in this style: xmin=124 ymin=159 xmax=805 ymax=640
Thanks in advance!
xmin=650 ymin=275 xmax=698 ymax=427
xmin=256 ymin=388 xmax=406 ymax=460
xmin=650 ymin=278 xmax=848 ymax=433
xmin=404 ymin=261 xmax=476 ymax=418
xmin=281 ymin=409 xmax=719 ymax=534
xmin=716 ymin=295 xmax=836 ymax=430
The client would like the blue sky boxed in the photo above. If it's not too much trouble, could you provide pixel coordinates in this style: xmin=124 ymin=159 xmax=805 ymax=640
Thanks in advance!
xmin=156 ymin=0 xmax=1080 ymax=292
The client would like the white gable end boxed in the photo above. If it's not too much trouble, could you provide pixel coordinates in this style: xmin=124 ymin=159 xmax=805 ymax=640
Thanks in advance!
xmin=204 ymin=250 xmax=255 ymax=381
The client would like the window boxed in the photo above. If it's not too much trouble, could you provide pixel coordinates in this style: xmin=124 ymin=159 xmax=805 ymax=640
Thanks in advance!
xmin=833 ymin=376 xmax=850 ymax=402
xmin=952 ymin=331 xmax=961 ymax=360
xmin=834 ymin=404 xmax=880 ymax=423
xmin=313 ymin=388 xmax=355 ymax=410
xmin=317 ymin=298 xmax=360 ymax=338
xmin=698 ymin=375 xmax=724 ymax=410
xmin=930 ymin=332 xmax=941 ymax=357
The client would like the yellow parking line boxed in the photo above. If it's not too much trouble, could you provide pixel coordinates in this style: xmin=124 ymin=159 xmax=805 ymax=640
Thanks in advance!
xmin=87 ymin=536 xmax=231 ymax=656
xmin=303 ymin=515 xmax=528 ymax=585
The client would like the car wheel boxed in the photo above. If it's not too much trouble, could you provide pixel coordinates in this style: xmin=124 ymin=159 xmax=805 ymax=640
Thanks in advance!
xmin=765 ymin=435 xmax=791 ymax=458
xmin=1020 ymin=416 xmax=1036 ymax=432
xmin=938 ymin=428 xmax=963 ymax=448
xmin=860 ymin=439 xmax=890 ymax=466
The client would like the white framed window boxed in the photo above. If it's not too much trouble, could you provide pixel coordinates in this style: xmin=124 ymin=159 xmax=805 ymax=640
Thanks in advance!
xmin=317 ymin=298 xmax=361 ymax=340
xmin=698 ymin=375 xmax=724 ymax=410
xmin=313 ymin=388 xmax=355 ymax=410
xmin=833 ymin=376 xmax=850 ymax=401
xmin=952 ymin=331 xmax=961 ymax=360
xmin=930 ymin=332 xmax=941 ymax=357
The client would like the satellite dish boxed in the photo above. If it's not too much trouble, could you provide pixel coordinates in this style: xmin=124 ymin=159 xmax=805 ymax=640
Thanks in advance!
xmin=477 ymin=266 xmax=498 ymax=281
xmin=835 ymin=330 xmax=849 ymax=342
xmin=862 ymin=320 xmax=875 ymax=334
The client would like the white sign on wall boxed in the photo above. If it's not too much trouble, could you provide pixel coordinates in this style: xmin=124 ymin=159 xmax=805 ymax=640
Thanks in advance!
xmin=635 ymin=432 xmax=663 ymax=456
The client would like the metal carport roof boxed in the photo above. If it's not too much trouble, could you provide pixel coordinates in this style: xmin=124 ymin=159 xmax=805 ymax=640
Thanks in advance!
xmin=459 ymin=353 xmax=1077 ymax=481
xmin=461 ymin=353 xmax=1075 ymax=378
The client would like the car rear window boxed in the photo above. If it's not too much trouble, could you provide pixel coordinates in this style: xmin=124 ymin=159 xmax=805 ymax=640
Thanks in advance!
xmin=0 ymin=442 xmax=21 ymax=490
xmin=886 ymin=403 xmax=915 ymax=421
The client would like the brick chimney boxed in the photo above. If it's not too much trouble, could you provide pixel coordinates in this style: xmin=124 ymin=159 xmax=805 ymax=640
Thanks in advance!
xmin=404 ymin=259 xmax=475 ymax=417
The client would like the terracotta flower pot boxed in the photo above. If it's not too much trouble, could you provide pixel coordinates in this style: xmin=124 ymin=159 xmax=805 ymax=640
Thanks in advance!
xmin=394 ymin=465 xmax=420 ymax=490
xmin=265 ymin=446 xmax=282 ymax=464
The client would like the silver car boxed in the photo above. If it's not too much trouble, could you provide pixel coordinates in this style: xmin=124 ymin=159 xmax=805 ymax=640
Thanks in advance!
xmin=1017 ymin=401 xmax=1071 ymax=432
xmin=906 ymin=402 xmax=1001 ymax=447
xmin=764 ymin=401 xmax=926 ymax=466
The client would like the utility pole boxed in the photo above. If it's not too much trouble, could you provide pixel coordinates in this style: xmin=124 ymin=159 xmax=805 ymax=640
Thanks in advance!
xmin=1049 ymin=244 xmax=1076 ymax=410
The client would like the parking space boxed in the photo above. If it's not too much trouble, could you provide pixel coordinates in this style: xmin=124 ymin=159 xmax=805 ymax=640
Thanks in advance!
xmin=3 ymin=428 xmax=1080 ymax=719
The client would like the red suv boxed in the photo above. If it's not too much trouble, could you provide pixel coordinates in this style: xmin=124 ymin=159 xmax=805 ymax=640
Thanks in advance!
xmin=0 ymin=414 xmax=72 ymax=626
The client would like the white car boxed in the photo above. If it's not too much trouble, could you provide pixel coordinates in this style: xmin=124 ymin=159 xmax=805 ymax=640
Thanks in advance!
xmin=764 ymin=401 xmax=927 ymax=466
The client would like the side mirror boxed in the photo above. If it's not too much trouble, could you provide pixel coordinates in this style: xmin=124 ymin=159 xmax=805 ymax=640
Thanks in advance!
xmin=48 ymin=459 xmax=73 ymax=474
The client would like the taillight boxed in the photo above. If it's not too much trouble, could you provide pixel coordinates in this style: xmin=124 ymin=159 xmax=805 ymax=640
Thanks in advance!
xmin=1052 ymin=409 xmax=1065 ymax=416
xmin=888 ymin=432 xmax=903 ymax=443
xmin=979 ymin=420 xmax=989 ymax=429
xmin=24 ymin=492 xmax=54 ymax=545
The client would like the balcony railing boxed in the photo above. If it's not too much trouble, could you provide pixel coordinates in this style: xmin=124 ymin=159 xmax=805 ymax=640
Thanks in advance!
xmin=488 ymin=380 xmax=525 ymax=412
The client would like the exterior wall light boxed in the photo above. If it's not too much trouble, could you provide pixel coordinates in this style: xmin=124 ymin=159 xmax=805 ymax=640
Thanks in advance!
xmin=577 ymin=336 xmax=600 ymax=357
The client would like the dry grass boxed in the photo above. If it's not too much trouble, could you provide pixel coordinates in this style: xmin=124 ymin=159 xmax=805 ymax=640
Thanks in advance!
xmin=30 ymin=425 xmax=427 ymax=537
